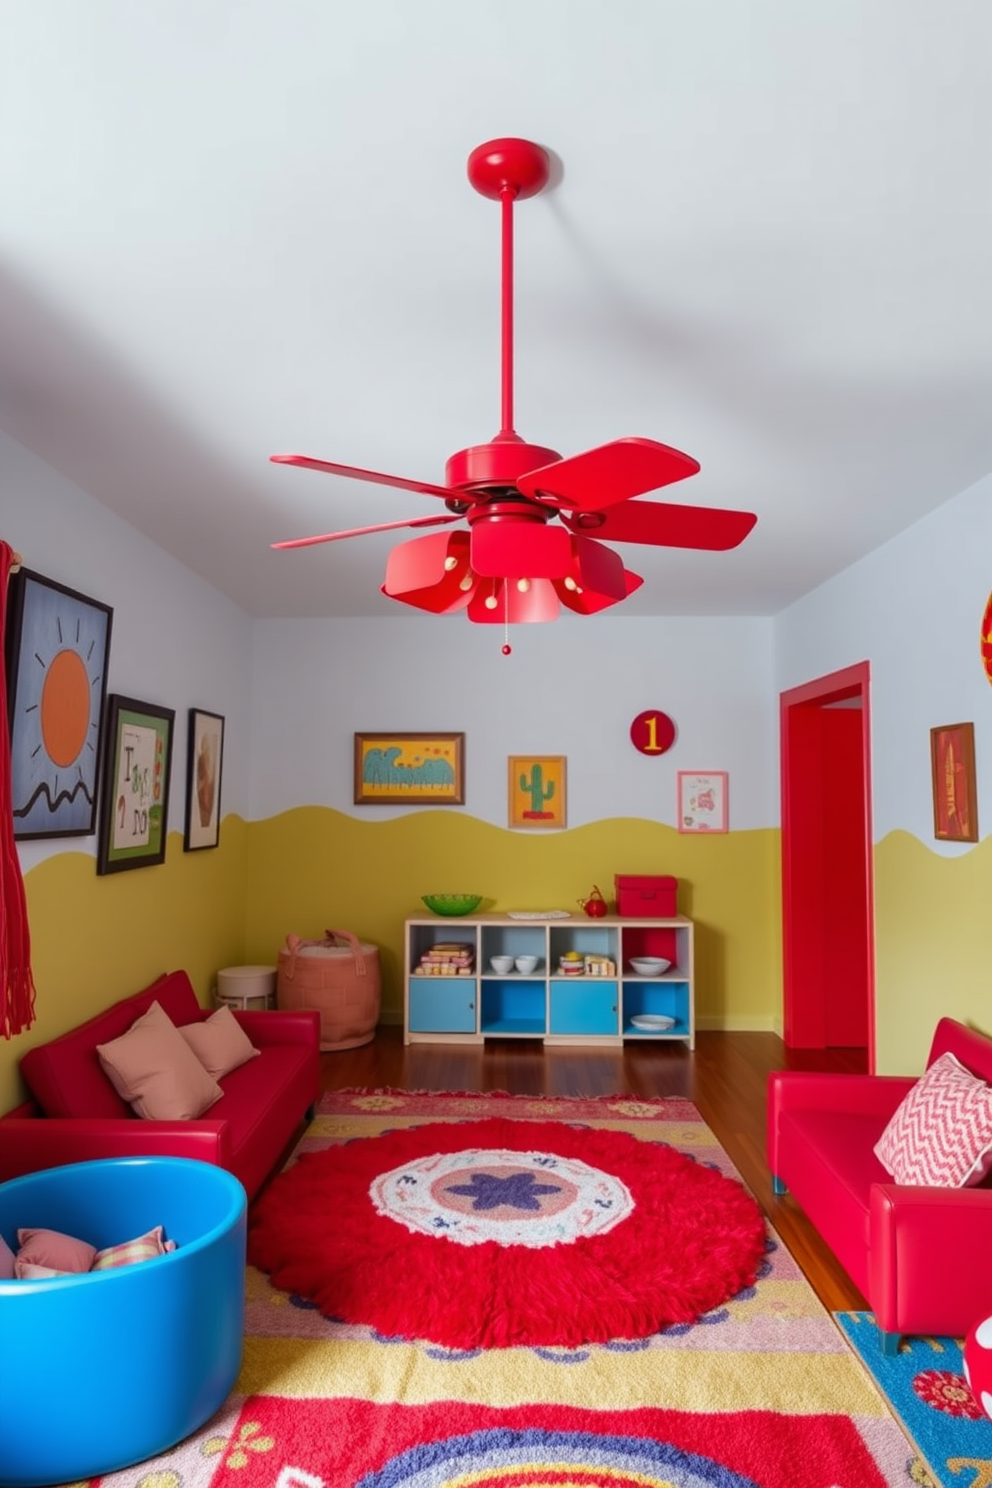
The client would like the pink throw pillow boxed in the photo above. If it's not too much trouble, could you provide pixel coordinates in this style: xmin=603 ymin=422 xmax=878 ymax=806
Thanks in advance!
xmin=179 ymin=1004 xmax=260 ymax=1080
xmin=15 ymin=1226 xmax=97 ymax=1275
xmin=96 ymin=999 xmax=223 ymax=1121
xmin=874 ymin=1050 xmax=992 ymax=1187
xmin=0 ymin=1231 xmax=14 ymax=1279
xmin=91 ymin=1225 xmax=177 ymax=1269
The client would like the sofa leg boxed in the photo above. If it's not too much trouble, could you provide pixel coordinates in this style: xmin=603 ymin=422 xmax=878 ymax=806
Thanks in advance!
xmin=771 ymin=1174 xmax=786 ymax=1196
xmin=879 ymin=1330 xmax=901 ymax=1356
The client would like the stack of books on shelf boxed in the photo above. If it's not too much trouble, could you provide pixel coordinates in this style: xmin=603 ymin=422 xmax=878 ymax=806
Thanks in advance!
xmin=414 ymin=943 xmax=476 ymax=976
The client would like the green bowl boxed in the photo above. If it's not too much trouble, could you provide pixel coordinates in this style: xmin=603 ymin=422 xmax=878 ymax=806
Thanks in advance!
xmin=422 ymin=893 xmax=483 ymax=917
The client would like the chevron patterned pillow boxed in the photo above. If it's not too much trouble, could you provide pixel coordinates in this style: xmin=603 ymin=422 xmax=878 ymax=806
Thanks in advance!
xmin=874 ymin=1051 xmax=992 ymax=1187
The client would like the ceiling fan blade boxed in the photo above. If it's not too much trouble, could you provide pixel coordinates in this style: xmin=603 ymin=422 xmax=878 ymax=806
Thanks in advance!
xmin=563 ymin=499 xmax=756 ymax=551
xmin=271 ymin=453 xmax=464 ymax=503
xmin=516 ymin=437 xmax=700 ymax=512
xmin=272 ymin=514 xmax=461 ymax=550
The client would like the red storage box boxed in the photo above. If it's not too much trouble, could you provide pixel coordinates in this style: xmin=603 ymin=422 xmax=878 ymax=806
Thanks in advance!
xmin=614 ymin=875 xmax=678 ymax=917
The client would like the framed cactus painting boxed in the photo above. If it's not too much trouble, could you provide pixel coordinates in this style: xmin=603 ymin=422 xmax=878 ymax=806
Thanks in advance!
xmin=508 ymin=755 xmax=567 ymax=829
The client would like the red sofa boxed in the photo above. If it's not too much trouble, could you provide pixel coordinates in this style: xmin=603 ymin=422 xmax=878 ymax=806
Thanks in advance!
xmin=768 ymin=1017 xmax=992 ymax=1352
xmin=0 ymin=970 xmax=321 ymax=1200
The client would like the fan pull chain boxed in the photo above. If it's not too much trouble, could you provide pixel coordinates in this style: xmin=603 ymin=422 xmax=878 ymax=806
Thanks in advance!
xmin=502 ymin=580 xmax=512 ymax=655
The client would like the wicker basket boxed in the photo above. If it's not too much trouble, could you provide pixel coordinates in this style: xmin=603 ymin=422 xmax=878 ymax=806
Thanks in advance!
xmin=276 ymin=930 xmax=380 ymax=1051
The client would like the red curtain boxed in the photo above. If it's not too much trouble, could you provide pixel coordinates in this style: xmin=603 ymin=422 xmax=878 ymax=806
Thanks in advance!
xmin=0 ymin=541 xmax=37 ymax=1037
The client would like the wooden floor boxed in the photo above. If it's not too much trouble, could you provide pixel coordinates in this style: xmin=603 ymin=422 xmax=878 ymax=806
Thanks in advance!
xmin=316 ymin=1025 xmax=870 ymax=1316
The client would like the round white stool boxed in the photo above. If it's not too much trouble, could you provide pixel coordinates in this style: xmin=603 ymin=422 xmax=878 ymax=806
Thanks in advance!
xmin=214 ymin=964 xmax=276 ymax=1013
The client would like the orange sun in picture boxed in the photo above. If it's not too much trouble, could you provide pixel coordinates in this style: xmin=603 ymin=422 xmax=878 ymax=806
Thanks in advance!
xmin=982 ymin=590 xmax=992 ymax=688
xmin=39 ymin=647 xmax=91 ymax=767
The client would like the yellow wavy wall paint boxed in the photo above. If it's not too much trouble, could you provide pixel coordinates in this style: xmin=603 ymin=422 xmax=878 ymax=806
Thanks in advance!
xmin=8 ymin=809 xmax=982 ymax=1118
xmin=242 ymin=807 xmax=783 ymax=1034
xmin=873 ymin=830 xmax=992 ymax=1074
xmin=2 ymin=818 xmax=248 ymax=1113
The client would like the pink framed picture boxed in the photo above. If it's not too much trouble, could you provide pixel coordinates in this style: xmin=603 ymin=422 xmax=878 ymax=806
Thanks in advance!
xmin=677 ymin=771 xmax=728 ymax=833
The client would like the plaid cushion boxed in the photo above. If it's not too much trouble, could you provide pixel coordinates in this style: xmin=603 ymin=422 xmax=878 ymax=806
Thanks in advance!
xmin=91 ymin=1225 xmax=177 ymax=1270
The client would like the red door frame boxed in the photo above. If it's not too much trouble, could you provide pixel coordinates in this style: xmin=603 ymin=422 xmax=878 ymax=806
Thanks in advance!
xmin=780 ymin=661 xmax=876 ymax=1069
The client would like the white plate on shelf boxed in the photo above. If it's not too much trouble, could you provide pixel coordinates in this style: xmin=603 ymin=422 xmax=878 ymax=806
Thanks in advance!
xmin=507 ymin=910 xmax=572 ymax=920
xmin=630 ymin=1013 xmax=676 ymax=1031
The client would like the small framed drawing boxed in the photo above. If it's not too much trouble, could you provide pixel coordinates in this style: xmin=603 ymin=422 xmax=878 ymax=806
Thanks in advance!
xmin=354 ymin=731 xmax=465 ymax=805
xmin=97 ymin=695 xmax=175 ymax=874
xmin=678 ymin=771 xmax=728 ymax=833
xmin=930 ymin=722 xmax=978 ymax=843
xmin=184 ymin=708 xmax=225 ymax=851
xmin=508 ymin=755 xmax=567 ymax=829
xmin=4 ymin=567 xmax=113 ymax=839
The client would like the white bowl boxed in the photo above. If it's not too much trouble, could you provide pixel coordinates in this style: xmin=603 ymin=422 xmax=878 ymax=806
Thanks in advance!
xmin=628 ymin=956 xmax=671 ymax=977
xmin=630 ymin=1013 xmax=676 ymax=1030
xmin=489 ymin=955 xmax=514 ymax=974
xmin=514 ymin=954 xmax=539 ymax=974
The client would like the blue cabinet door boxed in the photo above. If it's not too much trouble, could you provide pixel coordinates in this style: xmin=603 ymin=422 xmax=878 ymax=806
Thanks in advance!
xmin=549 ymin=981 xmax=619 ymax=1036
xmin=408 ymin=978 xmax=477 ymax=1033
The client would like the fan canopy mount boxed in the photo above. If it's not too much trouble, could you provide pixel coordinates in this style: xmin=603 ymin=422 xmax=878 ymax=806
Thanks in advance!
xmin=466 ymin=137 xmax=551 ymax=201
xmin=271 ymin=137 xmax=757 ymax=626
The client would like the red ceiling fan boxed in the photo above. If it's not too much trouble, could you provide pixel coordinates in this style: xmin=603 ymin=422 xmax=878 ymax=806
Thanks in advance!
xmin=271 ymin=138 xmax=757 ymax=635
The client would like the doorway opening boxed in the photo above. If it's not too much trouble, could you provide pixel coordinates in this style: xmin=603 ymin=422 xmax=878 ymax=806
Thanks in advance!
xmin=780 ymin=661 xmax=875 ymax=1069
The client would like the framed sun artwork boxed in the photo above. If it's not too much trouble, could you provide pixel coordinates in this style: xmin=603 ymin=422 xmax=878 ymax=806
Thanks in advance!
xmin=4 ymin=568 xmax=114 ymax=839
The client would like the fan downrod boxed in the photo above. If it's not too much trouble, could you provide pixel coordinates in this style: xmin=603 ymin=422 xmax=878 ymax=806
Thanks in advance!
xmin=467 ymin=138 xmax=550 ymax=201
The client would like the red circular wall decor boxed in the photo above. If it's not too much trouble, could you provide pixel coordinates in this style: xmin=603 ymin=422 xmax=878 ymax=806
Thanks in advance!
xmin=630 ymin=710 xmax=676 ymax=755
xmin=982 ymin=591 xmax=992 ymax=688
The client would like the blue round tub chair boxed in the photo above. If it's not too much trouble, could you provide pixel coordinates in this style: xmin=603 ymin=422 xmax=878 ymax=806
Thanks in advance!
xmin=0 ymin=1157 xmax=247 ymax=1488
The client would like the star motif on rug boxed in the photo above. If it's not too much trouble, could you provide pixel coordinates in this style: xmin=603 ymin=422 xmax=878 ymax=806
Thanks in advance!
xmin=444 ymin=1171 xmax=563 ymax=1211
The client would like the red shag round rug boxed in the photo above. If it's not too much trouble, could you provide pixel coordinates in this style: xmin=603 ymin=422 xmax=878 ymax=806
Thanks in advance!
xmin=248 ymin=1117 xmax=767 ymax=1350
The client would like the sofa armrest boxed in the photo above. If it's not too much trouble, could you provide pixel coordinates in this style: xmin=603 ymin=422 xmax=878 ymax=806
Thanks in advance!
xmin=868 ymin=1182 xmax=992 ymax=1336
xmin=767 ymin=1071 xmax=915 ymax=1172
xmin=0 ymin=1118 xmax=231 ymax=1184
xmin=232 ymin=1009 xmax=320 ymax=1048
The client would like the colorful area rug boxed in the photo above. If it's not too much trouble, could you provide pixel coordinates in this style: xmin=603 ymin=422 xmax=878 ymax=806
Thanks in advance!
xmin=837 ymin=1311 xmax=992 ymax=1488
xmin=93 ymin=1089 xmax=927 ymax=1488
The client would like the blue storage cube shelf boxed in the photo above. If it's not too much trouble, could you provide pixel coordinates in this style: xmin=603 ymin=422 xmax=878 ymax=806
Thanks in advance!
xmin=480 ymin=978 xmax=545 ymax=1035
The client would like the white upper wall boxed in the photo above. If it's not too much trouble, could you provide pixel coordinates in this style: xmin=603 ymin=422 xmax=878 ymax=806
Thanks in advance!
xmin=12 ymin=417 xmax=987 ymax=853
xmin=248 ymin=614 xmax=778 ymax=829
xmin=775 ymin=471 xmax=992 ymax=847
xmin=2 ymin=429 xmax=254 ymax=872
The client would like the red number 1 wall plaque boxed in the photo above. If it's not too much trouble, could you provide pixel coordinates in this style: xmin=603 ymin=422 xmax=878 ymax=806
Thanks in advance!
xmin=629 ymin=710 xmax=676 ymax=755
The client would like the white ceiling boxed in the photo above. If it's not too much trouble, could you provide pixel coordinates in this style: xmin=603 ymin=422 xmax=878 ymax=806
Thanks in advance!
xmin=2 ymin=1 xmax=990 ymax=620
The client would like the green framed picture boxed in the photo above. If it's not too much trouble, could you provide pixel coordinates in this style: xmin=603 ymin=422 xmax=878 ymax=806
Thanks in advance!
xmin=96 ymin=694 xmax=175 ymax=874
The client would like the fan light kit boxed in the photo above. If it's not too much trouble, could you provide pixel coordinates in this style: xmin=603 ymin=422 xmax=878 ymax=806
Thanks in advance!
xmin=272 ymin=138 xmax=757 ymax=652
